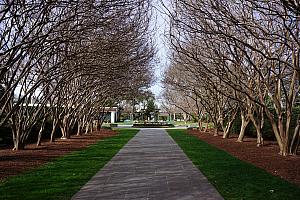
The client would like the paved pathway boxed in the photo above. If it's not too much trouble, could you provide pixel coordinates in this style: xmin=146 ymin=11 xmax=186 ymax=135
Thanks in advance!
xmin=72 ymin=129 xmax=223 ymax=200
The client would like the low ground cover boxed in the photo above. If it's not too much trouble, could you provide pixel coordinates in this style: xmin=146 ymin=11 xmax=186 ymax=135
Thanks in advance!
xmin=0 ymin=129 xmax=138 ymax=200
xmin=132 ymin=122 xmax=174 ymax=128
xmin=168 ymin=129 xmax=300 ymax=200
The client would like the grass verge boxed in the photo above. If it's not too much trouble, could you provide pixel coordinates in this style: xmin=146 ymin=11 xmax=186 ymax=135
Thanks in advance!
xmin=0 ymin=129 xmax=138 ymax=200
xmin=167 ymin=129 xmax=300 ymax=200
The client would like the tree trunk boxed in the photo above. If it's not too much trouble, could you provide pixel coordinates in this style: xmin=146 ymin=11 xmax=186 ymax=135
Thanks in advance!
xmin=237 ymin=114 xmax=250 ymax=142
xmin=77 ymin=119 xmax=82 ymax=136
xmin=213 ymin=128 xmax=219 ymax=136
xmin=256 ymin=128 xmax=264 ymax=147
xmin=282 ymin=109 xmax=293 ymax=155
xmin=223 ymin=128 xmax=230 ymax=139
xmin=265 ymin=111 xmax=285 ymax=155
xmin=50 ymin=119 xmax=58 ymax=142
xmin=85 ymin=121 xmax=89 ymax=135
xmin=249 ymin=113 xmax=264 ymax=147
xmin=60 ymin=115 xmax=70 ymax=139
xmin=12 ymin=128 xmax=25 ymax=150
xmin=253 ymin=121 xmax=263 ymax=147
xmin=290 ymin=117 xmax=300 ymax=155
xmin=204 ymin=121 xmax=209 ymax=132
xmin=60 ymin=126 xmax=67 ymax=139
xmin=95 ymin=119 xmax=100 ymax=131
xmin=222 ymin=110 xmax=237 ymax=139
xmin=13 ymin=139 xmax=25 ymax=151
xmin=198 ymin=119 xmax=202 ymax=131
xmin=90 ymin=121 xmax=93 ymax=134
xmin=37 ymin=117 xmax=47 ymax=146
xmin=99 ymin=112 xmax=107 ymax=130
xmin=222 ymin=120 xmax=234 ymax=139
xmin=10 ymin=118 xmax=25 ymax=150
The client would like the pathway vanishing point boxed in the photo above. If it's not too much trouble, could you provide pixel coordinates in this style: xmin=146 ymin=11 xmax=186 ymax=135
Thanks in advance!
xmin=72 ymin=129 xmax=223 ymax=200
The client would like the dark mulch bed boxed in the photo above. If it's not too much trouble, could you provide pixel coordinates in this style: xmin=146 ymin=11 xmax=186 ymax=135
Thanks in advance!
xmin=188 ymin=129 xmax=300 ymax=187
xmin=0 ymin=129 xmax=117 ymax=182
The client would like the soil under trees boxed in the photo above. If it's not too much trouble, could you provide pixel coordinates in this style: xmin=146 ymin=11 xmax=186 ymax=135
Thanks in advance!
xmin=188 ymin=129 xmax=300 ymax=187
xmin=0 ymin=130 xmax=117 ymax=182
xmin=0 ymin=129 xmax=299 ymax=188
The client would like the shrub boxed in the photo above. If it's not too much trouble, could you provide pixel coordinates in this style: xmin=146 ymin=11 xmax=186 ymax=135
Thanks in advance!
xmin=0 ymin=125 xmax=12 ymax=146
xmin=132 ymin=122 xmax=174 ymax=128
xmin=231 ymin=107 xmax=300 ymax=140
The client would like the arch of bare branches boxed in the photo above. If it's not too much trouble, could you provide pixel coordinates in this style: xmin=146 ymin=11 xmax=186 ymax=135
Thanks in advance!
xmin=162 ymin=0 xmax=300 ymax=156
xmin=0 ymin=0 xmax=155 ymax=150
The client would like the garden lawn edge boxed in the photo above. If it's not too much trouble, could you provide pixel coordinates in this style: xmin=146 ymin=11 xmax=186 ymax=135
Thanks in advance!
xmin=0 ymin=129 xmax=138 ymax=200
xmin=167 ymin=129 xmax=300 ymax=200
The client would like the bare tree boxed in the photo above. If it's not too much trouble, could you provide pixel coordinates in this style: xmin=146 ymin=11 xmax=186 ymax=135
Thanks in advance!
xmin=163 ymin=0 xmax=300 ymax=155
xmin=0 ymin=0 xmax=155 ymax=150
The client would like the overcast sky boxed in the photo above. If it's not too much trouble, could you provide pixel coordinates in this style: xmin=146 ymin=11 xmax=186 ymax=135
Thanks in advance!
xmin=150 ymin=0 xmax=170 ymax=104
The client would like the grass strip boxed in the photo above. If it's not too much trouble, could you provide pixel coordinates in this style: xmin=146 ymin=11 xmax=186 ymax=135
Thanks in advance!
xmin=0 ymin=129 xmax=138 ymax=200
xmin=167 ymin=129 xmax=300 ymax=200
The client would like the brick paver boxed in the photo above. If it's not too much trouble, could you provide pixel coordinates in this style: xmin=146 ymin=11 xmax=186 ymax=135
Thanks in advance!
xmin=72 ymin=129 xmax=223 ymax=200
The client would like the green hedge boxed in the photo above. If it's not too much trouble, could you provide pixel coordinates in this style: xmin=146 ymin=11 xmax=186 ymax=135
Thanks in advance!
xmin=0 ymin=126 xmax=12 ymax=146
xmin=110 ymin=123 xmax=118 ymax=127
xmin=231 ymin=107 xmax=300 ymax=140
xmin=132 ymin=122 xmax=174 ymax=128
xmin=0 ymin=120 xmax=62 ymax=147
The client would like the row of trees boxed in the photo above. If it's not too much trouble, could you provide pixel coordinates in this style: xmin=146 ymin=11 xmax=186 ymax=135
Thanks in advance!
xmin=0 ymin=0 xmax=155 ymax=150
xmin=162 ymin=0 xmax=300 ymax=156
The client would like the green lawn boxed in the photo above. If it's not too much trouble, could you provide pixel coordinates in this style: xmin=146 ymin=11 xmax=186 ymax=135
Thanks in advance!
xmin=167 ymin=129 xmax=300 ymax=200
xmin=0 ymin=129 xmax=138 ymax=200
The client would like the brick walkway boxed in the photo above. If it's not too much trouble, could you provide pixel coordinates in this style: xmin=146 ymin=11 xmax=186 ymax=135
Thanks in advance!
xmin=72 ymin=129 xmax=223 ymax=200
